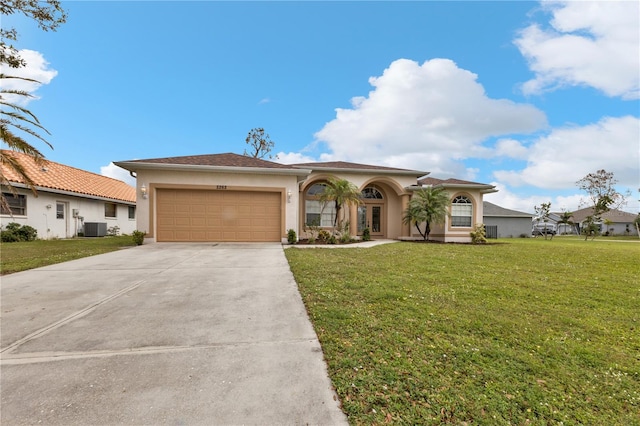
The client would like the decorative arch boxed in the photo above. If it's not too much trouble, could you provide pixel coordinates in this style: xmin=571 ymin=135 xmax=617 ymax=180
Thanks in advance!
xmin=359 ymin=177 xmax=406 ymax=196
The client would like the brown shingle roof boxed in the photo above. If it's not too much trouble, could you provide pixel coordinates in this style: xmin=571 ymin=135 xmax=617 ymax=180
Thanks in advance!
xmin=1 ymin=150 xmax=136 ymax=203
xmin=568 ymin=206 xmax=638 ymax=223
xmin=128 ymin=153 xmax=295 ymax=169
xmin=291 ymin=160 xmax=420 ymax=173
xmin=418 ymin=177 xmax=487 ymax=186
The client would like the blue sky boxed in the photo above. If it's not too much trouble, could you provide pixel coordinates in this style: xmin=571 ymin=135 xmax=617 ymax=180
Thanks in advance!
xmin=2 ymin=1 xmax=639 ymax=213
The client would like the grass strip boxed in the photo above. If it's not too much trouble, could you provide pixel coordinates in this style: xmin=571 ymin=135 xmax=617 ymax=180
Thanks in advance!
xmin=1 ymin=236 xmax=136 ymax=275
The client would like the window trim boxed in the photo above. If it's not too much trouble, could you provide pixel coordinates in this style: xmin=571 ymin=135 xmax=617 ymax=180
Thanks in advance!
xmin=450 ymin=195 xmax=473 ymax=228
xmin=303 ymin=182 xmax=335 ymax=227
xmin=105 ymin=202 xmax=117 ymax=219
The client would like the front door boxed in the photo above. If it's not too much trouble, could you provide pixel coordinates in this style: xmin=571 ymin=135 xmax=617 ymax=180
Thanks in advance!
xmin=358 ymin=203 xmax=384 ymax=237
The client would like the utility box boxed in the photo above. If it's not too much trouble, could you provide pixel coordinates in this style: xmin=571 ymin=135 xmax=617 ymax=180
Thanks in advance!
xmin=84 ymin=222 xmax=107 ymax=237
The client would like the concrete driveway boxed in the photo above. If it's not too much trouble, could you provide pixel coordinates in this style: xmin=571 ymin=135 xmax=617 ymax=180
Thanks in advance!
xmin=1 ymin=243 xmax=347 ymax=425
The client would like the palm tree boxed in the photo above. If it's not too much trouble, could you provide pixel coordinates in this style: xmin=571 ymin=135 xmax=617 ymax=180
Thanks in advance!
xmin=557 ymin=211 xmax=574 ymax=235
xmin=1 ymin=74 xmax=52 ymax=212
xmin=403 ymin=186 xmax=451 ymax=241
xmin=318 ymin=177 xmax=363 ymax=232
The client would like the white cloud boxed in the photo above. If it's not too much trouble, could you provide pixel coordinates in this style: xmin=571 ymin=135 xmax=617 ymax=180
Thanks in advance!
xmin=494 ymin=116 xmax=640 ymax=193
xmin=484 ymin=182 xmax=584 ymax=214
xmin=493 ymin=115 xmax=639 ymax=189
xmin=100 ymin=162 xmax=136 ymax=186
xmin=0 ymin=49 xmax=58 ymax=105
xmin=275 ymin=152 xmax=317 ymax=164
xmin=515 ymin=1 xmax=640 ymax=99
xmin=493 ymin=138 xmax=529 ymax=159
xmin=314 ymin=58 xmax=547 ymax=174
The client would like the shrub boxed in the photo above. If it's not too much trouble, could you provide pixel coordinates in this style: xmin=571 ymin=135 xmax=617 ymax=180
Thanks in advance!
xmin=1 ymin=222 xmax=37 ymax=242
xmin=287 ymin=229 xmax=297 ymax=244
xmin=131 ymin=230 xmax=145 ymax=246
xmin=362 ymin=227 xmax=371 ymax=242
xmin=1 ymin=230 xmax=20 ymax=242
xmin=106 ymin=225 xmax=120 ymax=236
xmin=307 ymin=236 xmax=316 ymax=244
xmin=340 ymin=233 xmax=353 ymax=244
xmin=317 ymin=230 xmax=331 ymax=242
xmin=470 ymin=223 xmax=487 ymax=244
xmin=327 ymin=235 xmax=337 ymax=245
xmin=17 ymin=225 xmax=37 ymax=241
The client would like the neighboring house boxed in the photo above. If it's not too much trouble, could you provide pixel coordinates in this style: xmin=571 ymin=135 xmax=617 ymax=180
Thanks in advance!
xmin=114 ymin=153 xmax=497 ymax=243
xmin=1 ymin=150 xmax=137 ymax=239
xmin=546 ymin=212 xmax=578 ymax=235
xmin=482 ymin=201 xmax=534 ymax=238
xmin=567 ymin=207 xmax=638 ymax=236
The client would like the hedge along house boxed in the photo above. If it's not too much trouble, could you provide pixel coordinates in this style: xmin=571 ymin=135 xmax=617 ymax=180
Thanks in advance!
xmin=114 ymin=153 xmax=497 ymax=243
xmin=1 ymin=150 xmax=137 ymax=239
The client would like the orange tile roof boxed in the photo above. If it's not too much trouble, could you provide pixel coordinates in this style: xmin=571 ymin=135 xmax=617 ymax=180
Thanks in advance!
xmin=1 ymin=150 xmax=136 ymax=203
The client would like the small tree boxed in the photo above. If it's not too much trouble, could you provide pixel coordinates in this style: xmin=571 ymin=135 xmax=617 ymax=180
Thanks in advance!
xmin=318 ymin=177 xmax=363 ymax=233
xmin=533 ymin=202 xmax=553 ymax=240
xmin=402 ymin=186 xmax=451 ymax=241
xmin=576 ymin=170 xmax=627 ymax=241
xmin=634 ymin=214 xmax=640 ymax=239
xmin=244 ymin=127 xmax=276 ymax=159
xmin=558 ymin=211 xmax=574 ymax=235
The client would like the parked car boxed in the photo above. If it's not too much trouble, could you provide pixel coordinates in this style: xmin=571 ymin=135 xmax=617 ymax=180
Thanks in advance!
xmin=532 ymin=223 xmax=557 ymax=236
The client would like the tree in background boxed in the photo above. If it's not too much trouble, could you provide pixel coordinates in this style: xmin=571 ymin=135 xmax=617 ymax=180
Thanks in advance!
xmin=557 ymin=211 xmax=574 ymax=235
xmin=533 ymin=202 xmax=554 ymax=240
xmin=318 ymin=177 xmax=363 ymax=233
xmin=244 ymin=127 xmax=277 ymax=159
xmin=402 ymin=186 xmax=451 ymax=241
xmin=1 ymin=0 xmax=67 ymax=212
xmin=576 ymin=169 xmax=627 ymax=241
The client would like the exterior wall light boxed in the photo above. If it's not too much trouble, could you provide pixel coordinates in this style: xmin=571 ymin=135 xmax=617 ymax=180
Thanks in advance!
xmin=287 ymin=189 xmax=292 ymax=203
xmin=140 ymin=184 xmax=148 ymax=199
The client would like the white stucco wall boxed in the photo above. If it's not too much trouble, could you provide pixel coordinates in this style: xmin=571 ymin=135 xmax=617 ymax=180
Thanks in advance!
xmin=134 ymin=169 xmax=302 ymax=243
xmin=1 ymin=187 xmax=137 ymax=239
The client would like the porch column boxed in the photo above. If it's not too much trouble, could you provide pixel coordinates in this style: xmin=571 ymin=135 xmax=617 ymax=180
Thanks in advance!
xmin=401 ymin=194 xmax=411 ymax=237
xmin=349 ymin=203 xmax=358 ymax=237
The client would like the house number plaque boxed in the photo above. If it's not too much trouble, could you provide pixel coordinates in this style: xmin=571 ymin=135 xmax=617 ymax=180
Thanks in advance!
xmin=216 ymin=185 xmax=228 ymax=190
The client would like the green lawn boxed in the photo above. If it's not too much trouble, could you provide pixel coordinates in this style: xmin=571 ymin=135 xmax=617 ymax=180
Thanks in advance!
xmin=0 ymin=236 xmax=137 ymax=275
xmin=285 ymin=238 xmax=640 ymax=425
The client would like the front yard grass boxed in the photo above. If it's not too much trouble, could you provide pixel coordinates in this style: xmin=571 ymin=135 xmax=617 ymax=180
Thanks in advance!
xmin=0 ymin=236 xmax=136 ymax=275
xmin=285 ymin=238 xmax=640 ymax=425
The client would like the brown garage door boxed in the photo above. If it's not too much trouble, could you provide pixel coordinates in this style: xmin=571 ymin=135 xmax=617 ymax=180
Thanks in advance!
xmin=156 ymin=189 xmax=282 ymax=242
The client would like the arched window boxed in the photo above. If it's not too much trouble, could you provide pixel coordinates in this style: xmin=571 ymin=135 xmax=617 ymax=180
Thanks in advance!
xmin=304 ymin=182 xmax=335 ymax=227
xmin=451 ymin=195 xmax=472 ymax=227
xmin=362 ymin=186 xmax=384 ymax=199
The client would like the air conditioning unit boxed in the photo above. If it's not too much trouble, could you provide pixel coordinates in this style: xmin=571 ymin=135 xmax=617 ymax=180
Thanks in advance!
xmin=72 ymin=209 xmax=80 ymax=218
xmin=84 ymin=222 xmax=107 ymax=237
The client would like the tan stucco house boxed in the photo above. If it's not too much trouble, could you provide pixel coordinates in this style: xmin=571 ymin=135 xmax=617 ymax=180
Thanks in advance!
xmin=114 ymin=153 xmax=496 ymax=243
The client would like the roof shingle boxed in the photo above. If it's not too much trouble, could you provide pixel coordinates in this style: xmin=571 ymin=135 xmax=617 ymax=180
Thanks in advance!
xmin=1 ymin=150 xmax=136 ymax=203
xmin=128 ymin=153 xmax=296 ymax=169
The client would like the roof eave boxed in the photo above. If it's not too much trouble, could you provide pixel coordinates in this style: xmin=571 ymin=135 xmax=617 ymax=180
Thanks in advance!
xmin=114 ymin=161 xmax=312 ymax=177
xmin=3 ymin=183 xmax=136 ymax=204
xmin=301 ymin=165 xmax=428 ymax=177
xmin=408 ymin=183 xmax=497 ymax=193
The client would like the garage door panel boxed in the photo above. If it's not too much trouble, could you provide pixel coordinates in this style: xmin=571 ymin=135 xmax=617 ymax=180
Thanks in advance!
xmin=157 ymin=189 xmax=281 ymax=242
